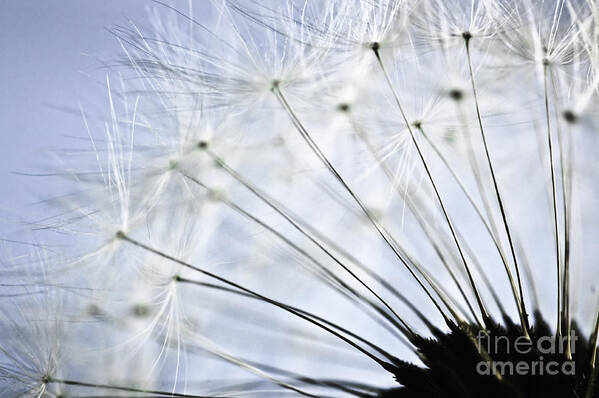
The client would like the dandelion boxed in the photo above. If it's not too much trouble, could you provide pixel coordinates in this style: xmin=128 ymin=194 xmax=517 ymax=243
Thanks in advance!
xmin=5 ymin=0 xmax=599 ymax=397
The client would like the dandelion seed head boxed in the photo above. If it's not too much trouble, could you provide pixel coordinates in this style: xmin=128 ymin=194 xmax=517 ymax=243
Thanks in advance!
xmin=7 ymin=0 xmax=599 ymax=396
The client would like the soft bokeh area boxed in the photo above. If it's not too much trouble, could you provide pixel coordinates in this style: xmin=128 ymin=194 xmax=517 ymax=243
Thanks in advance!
xmin=0 ymin=0 xmax=184 ymax=235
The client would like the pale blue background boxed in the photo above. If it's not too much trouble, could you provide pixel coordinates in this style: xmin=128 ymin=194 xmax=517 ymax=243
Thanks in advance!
xmin=0 ymin=1 xmax=186 ymax=236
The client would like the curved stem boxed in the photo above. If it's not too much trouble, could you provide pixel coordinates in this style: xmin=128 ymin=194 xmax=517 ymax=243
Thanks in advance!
xmin=464 ymin=38 xmax=530 ymax=337
xmin=585 ymin=306 xmax=599 ymax=398
xmin=373 ymin=46 xmax=489 ymax=328
xmin=270 ymin=85 xmax=458 ymax=325
xmin=47 ymin=377 xmax=222 ymax=398
xmin=349 ymin=116 xmax=486 ymax=322
xmin=542 ymin=63 xmax=562 ymax=338
xmin=180 ymin=171 xmax=412 ymax=339
xmin=548 ymin=66 xmax=573 ymax=358
xmin=116 ymin=232 xmax=396 ymax=371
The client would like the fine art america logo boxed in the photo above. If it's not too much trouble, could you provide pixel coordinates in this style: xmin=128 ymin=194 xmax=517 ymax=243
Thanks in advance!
xmin=476 ymin=331 xmax=577 ymax=376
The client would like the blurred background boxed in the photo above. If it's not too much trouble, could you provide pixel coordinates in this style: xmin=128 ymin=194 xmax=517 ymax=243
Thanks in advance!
xmin=0 ymin=0 xmax=185 ymax=236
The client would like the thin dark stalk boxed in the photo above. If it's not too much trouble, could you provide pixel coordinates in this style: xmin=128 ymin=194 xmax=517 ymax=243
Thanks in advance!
xmin=47 ymin=377 xmax=223 ymax=398
xmin=453 ymin=102 xmax=505 ymax=249
xmin=284 ymin=189 xmax=442 ymax=330
xmin=452 ymin=101 xmax=536 ymax=320
xmin=180 ymin=171 xmax=413 ymax=338
xmin=453 ymin=222 xmax=505 ymax=315
xmin=515 ymin=237 xmax=541 ymax=311
xmin=176 ymin=277 xmax=405 ymax=363
xmin=418 ymin=125 xmax=519 ymax=316
xmin=549 ymin=66 xmax=573 ymax=358
xmin=235 ymin=360 xmax=385 ymax=397
xmin=183 ymin=339 xmax=382 ymax=397
xmin=226 ymin=162 xmax=455 ymax=329
xmin=116 ymin=232 xmax=396 ymax=371
xmin=188 ymin=159 xmax=414 ymax=337
xmin=456 ymin=98 xmax=522 ymax=280
xmin=543 ymin=63 xmax=563 ymax=338
xmin=463 ymin=38 xmax=530 ymax=336
xmin=248 ymin=91 xmax=461 ymax=323
xmin=586 ymin=306 xmax=599 ymax=398
xmin=182 ymin=172 xmax=414 ymax=339
xmin=398 ymin=246 xmax=472 ymax=324
xmin=349 ymin=117 xmax=486 ymax=322
xmin=310 ymin=174 xmax=473 ymax=324
xmin=372 ymin=46 xmax=489 ymax=328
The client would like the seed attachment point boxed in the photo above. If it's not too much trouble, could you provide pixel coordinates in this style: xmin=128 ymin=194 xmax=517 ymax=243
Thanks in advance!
xmin=87 ymin=304 xmax=103 ymax=318
xmin=448 ymin=88 xmax=464 ymax=101
xmin=562 ymin=110 xmax=578 ymax=124
xmin=337 ymin=103 xmax=350 ymax=112
xmin=197 ymin=140 xmax=209 ymax=150
xmin=132 ymin=304 xmax=150 ymax=318
xmin=208 ymin=189 xmax=226 ymax=201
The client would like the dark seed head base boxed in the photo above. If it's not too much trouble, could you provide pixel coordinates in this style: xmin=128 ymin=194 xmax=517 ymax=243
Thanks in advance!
xmin=380 ymin=313 xmax=597 ymax=397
